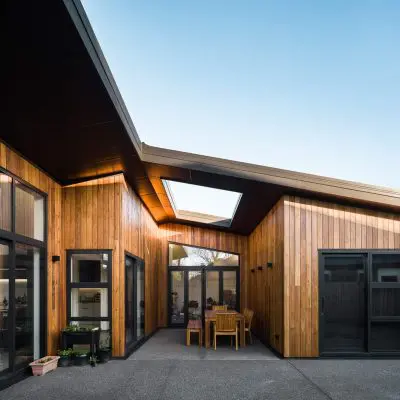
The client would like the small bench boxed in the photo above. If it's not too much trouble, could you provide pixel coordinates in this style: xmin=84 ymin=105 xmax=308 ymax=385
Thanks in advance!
xmin=186 ymin=320 xmax=203 ymax=347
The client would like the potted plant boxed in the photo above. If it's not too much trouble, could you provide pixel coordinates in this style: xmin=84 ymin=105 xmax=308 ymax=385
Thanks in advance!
xmin=98 ymin=332 xmax=111 ymax=363
xmin=73 ymin=351 xmax=88 ymax=366
xmin=30 ymin=356 xmax=60 ymax=376
xmin=57 ymin=348 xmax=73 ymax=367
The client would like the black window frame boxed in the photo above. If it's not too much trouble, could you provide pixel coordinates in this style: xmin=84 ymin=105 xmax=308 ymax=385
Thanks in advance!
xmin=319 ymin=249 xmax=400 ymax=357
xmin=167 ymin=242 xmax=240 ymax=327
xmin=124 ymin=251 xmax=145 ymax=356
xmin=66 ymin=250 xmax=112 ymax=336
xmin=0 ymin=167 xmax=47 ymax=382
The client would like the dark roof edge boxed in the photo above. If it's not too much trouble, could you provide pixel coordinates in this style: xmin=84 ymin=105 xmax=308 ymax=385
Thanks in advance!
xmin=65 ymin=0 xmax=400 ymax=213
xmin=142 ymin=144 xmax=400 ymax=210
xmin=64 ymin=0 xmax=142 ymax=155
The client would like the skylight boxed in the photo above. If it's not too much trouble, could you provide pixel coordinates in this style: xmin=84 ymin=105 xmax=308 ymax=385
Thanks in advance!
xmin=163 ymin=180 xmax=242 ymax=226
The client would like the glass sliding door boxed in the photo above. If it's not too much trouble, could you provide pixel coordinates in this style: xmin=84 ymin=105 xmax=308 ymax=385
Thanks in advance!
xmin=188 ymin=271 xmax=202 ymax=320
xmin=170 ymin=271 xmax=185 ymax=325
xmin=205 ymin=271 xmax=220 ymax=310
xmin=0 ymin=242 xmax=10 ymax=373
xmin=222 ymin=271 xmax=237 ymax=310
xmin=0 ymin=171 xmax=46 ymax=384
xmin=125 ymin=254 xmax=145 ymax=353
xmin=14 ymin=244 xmax=43 ymax=366
xmin=136 ymin=262 xmax=145 ymax=340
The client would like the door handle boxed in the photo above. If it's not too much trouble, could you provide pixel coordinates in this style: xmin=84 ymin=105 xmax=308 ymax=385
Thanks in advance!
xmin=321 ymin=297 xmax=325 ymax=314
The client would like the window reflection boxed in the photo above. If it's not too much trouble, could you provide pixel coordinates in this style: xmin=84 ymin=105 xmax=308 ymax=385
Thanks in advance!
xmin=15 ymin=183 xmax=44 ymax=241
xmin=0 ymin=174 xmax=12 ymax=232
xmin=169 ymin=244 xmax=239 ymax=267
xmin=15 ymin=243 xmax=42 ymax=366
xmin=0 ymin=243 xmax=10 ymax=372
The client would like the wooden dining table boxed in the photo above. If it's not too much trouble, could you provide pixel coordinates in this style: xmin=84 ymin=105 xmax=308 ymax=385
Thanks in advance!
xmin=204 ymin=310 xmax=245 ymax=348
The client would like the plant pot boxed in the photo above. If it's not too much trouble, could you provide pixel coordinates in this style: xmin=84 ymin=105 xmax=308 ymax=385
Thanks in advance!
xmin=74 ymin=354 xmax=88 ymax=366
xmin=58 ymin=356 xmax=70 ymax=367
xmin=30 ymin=356 xmax=60 ymax=376
xmin=98 ymin=349 xmax=111 ymax=363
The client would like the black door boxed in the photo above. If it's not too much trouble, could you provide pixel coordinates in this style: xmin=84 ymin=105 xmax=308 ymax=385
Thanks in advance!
xmin=169 ymin=268 xmax=240 ymax=327
xmin=320 ymin=254 xmax=367 ymax=354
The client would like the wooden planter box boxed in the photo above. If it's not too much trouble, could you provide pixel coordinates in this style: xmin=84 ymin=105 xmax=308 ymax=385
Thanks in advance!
xmin=30 ymin=356 xmax=60 ymax=376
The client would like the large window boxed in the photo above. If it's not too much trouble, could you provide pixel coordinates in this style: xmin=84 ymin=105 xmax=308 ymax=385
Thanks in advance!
xmin=169 ymin=243 xmax=239 ymax=267
xmin=168 ymin=243 xmax=240 ymax=326
xmin=67 ymin=251 xmax=112 ymax=349
xmin=0 ymin=169 xmax=46 ymax=377
xmin=370 ymin=253 xmax=400 ymax=353
xmin=125 ymin=254 xmax=145 ymax=354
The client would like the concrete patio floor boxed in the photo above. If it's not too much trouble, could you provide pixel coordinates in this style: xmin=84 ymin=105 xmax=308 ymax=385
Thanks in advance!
xmin=1 ymin=329 xmax=400 ymax=400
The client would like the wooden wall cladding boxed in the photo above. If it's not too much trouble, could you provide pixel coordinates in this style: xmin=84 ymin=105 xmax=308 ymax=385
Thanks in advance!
xmin=248 ymin=199 xmax=284 ymax=354
xmin=283 ymin=196 xmax=400 ymax=357
xmin=62 ymin=174 xmax=161 ymax=356
xmin=0 ymin=142 xmax=62 ymax=356
xmin=157 ymin=223 xmax=248 ymax=328
xmin=121 ymin=183 xmax=160 ymax=339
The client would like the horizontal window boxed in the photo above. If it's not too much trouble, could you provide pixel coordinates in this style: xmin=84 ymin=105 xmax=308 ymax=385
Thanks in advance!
xmin=372 ymin=254 xmax=400 ymax=283
xmin=71 ymin=288 xmax=108 ymax=318
xmin=169 ymin=244 xmax=239 ymax=267
xmin=15 ymin=182 xmax=44 ymax=241
xmin=71 ymin=253 xmax=109 ymax=283
xmin=371 ymin=322 xmax=400 ymax=352
xmin=0 ymin=174 xmax=12 ymax=232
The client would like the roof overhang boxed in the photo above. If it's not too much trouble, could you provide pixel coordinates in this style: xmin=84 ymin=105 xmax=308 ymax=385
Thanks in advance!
xmin=4 ymin=0 xmax=400 ymax=235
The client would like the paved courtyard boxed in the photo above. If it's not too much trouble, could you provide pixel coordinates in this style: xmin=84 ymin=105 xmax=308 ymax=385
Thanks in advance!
xmin=1 ymin=329 xmax=400 ymax=400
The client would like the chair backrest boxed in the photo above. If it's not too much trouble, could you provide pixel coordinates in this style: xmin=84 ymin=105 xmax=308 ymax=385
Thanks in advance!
xmin=244 ymin=308 xmax=254 ymax=328
xmin=212 ymin=305 xmax=228 ymax=311
xmin=215 ymin=312 xmax=236 ymax=332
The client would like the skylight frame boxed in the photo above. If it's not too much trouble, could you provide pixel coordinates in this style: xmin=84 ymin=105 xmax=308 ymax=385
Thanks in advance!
xmin=162 ymin=179 xmax=242 ymax=227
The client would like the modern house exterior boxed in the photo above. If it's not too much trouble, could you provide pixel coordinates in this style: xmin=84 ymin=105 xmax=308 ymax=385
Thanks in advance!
xmin=3 ymin=0 xmax=400 ymax=389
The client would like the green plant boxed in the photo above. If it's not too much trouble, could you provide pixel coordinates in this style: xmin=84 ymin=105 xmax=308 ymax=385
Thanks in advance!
xmin=89 ymin=355 xmax=98 ymax=367
xmin=58 ymin=348 xmax=73 ymax=357
xmin=99 ymin=331 xmax=111 ymax=351
xmin=73 ymin=351 xmax=88 ymax=357
xmin=63 ymin=324 xmax=91 ymax=333
xmin=37 ymin=357 xmax=53 ymax=364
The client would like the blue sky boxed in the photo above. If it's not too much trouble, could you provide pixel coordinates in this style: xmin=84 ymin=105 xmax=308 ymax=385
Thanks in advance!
xmin=82 ymin=0 xmax=400 ymax=191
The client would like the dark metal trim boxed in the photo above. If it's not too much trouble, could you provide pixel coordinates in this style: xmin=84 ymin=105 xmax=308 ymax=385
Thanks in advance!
xmin=319 ymin=249 xmax=400 ymax=356
xmin=124 ymin=252 xmax=146 ymax=356
xmin=168 ymin=241 xmax=241 ymax=257
xmin=66 ymin=250 xmax=112 ymax=335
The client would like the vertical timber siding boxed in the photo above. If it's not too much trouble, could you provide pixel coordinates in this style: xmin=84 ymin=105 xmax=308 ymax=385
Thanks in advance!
xmin=62 ymin=174 xmax=161 ymax=356
xmin=283 ymin=196 xmax=400 ymax=357
xmin=0 ymin=142 xmax=62 ymax=356
xmin=248 ymin=199 xmax=284 ymax=354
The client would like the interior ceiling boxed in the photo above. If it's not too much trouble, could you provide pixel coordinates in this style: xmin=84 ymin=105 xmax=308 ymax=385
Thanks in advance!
xmin=4 ymin=0 xmax=400 ymax=236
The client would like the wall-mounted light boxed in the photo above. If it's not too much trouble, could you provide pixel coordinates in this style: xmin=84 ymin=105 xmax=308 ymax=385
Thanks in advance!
xmin=257 ymin=266 xmax=263 ymax=271
xmin=52 ymin=255 xmax=60 ymax=263
xmin=267 ymin=262 xmax=273 ymax=269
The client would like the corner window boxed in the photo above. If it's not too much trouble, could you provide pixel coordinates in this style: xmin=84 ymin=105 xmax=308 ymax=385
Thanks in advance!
xmin=169 ymin=243 xmax=239 ymax=267
xmin=15 ymin=182 xmax=45 ymax=241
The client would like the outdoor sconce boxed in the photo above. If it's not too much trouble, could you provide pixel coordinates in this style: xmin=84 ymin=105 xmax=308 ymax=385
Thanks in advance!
xmin=267 ymin=262 xmax=273 ymax=269
xmin=257 ymin=266 xmax=263 ymax=271
xmin=250 ymin=268 xmax=255 ymax=273
xmin=52 ymin=255 xmax=60 ymax=263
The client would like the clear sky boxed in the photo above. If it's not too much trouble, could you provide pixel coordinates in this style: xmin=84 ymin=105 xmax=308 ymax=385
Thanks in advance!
xmin=82 ymin=0 xmax=400 ymax=191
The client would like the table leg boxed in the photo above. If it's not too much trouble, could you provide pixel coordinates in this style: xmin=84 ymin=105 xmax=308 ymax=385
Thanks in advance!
xmin=205 ymin=319 xmax=210 ymax=348
xmin=240 ymin=318 xmax=245 ymax=347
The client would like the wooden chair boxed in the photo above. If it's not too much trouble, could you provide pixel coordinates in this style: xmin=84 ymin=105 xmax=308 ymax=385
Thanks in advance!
xmin=186 ymin=320 xmax=203 ymax=347
xmin=212 ymin=305 xmax=228 ymax=311
xmin=214 ymin=312 xmax=238 ymax=351
xmin=243 ymin=308 xmax=254 ymax=345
